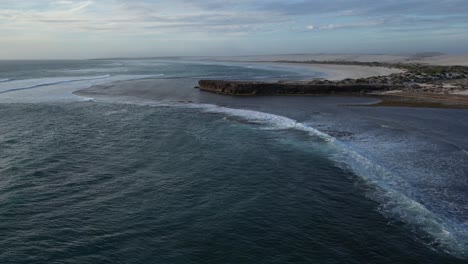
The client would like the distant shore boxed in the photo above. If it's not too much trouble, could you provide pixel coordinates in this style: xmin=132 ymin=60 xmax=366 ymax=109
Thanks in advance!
xmin=73 ymin=56 xmax=468 ymax=109
xmin=197 ymin=59 xmax=468 ymax=109
xmin=197 ymin=53 xmax=468 ymax=66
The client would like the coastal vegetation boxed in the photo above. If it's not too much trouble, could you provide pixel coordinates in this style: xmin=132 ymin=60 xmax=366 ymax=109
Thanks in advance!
xmin=198 ymin=62 xmax=468 ymax=95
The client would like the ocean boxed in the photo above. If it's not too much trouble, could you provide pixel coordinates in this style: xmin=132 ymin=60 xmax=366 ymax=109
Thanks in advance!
xmin=0 ymin=59 xmax=467 ymax=263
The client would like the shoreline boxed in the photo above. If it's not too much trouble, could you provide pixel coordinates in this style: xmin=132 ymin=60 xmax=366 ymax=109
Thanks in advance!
xmin=71 ymin=59 xmax=468 ymax=110
xmin=369 ymin=93 xmax=468 ymax=109
xmin=196 ymin=60 xmax=468 ymax=109
xmin=266 ymin=62 xmax=404 ymax=80
xmin=75 ymin=77 xmax=468 ymax=110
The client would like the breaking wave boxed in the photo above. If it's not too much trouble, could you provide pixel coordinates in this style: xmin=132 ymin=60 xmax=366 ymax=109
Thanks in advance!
xmin=181 ymin=103 xmax=468 ymax=258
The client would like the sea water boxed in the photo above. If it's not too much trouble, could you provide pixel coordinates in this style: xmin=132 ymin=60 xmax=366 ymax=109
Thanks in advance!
xmin=0 ymin=59 xmax=467 ymax=263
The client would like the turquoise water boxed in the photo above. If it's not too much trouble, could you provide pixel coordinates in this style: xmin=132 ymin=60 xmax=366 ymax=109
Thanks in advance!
xmin=0 ymin=60 xmax=467 ymax=263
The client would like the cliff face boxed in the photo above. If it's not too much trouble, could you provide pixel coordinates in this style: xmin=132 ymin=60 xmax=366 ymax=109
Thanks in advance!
xmin=198 ymin=80 xmax=399 ymax=96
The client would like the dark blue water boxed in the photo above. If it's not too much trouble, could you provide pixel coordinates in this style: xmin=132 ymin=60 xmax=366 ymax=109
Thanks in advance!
xmin=0 ymin=103 xmax=461 ymax=264
xmin=0 ymin=60 xmax=467 ymax=263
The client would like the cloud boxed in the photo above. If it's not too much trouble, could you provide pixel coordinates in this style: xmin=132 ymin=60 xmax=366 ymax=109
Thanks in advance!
xmin=1 ymin=0 xmax=468 ymax=58
xmin=1 ymin=0 xmax=468 ymax=36
xmin=54 ymin=0 xmax=74 ymax=4
xmin=68 ymin=0 xmax=93 ymax=13
xmin=0 ymin=0 xmax=291 ymax=36
xmin=307 ymin=19 xmax=385 ymax=31
xmin=258 ymin=0 xmax=468 ymax=16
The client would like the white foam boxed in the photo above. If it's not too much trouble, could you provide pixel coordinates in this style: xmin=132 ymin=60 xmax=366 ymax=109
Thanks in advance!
xmin=0 ymin=74 xmax=161 ymax=103
xmin=331 ymin=142 xmax=468 ymax=257
xmin=186 ymin=104 xmax=334 ymax=141
xmin=0 ymin=79 xmax=10 ymax=82
xmin=0 ymin=75 xmax=112 ymax=94
xmin=104 ymin=109 xmax=128 ymax=116
xmin=55 ymin=68 xmax=129 ymax=74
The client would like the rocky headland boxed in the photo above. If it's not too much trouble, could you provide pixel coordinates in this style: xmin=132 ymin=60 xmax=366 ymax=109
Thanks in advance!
xmin=197 ymin=61 xmax=468 ymax=108
xmin=197 ymin=79 xmax=401 ymax=96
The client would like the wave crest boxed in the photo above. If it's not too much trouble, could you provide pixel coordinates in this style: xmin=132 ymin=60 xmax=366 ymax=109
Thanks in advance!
xmin=184 ymin=103 xmax=468 ymax=258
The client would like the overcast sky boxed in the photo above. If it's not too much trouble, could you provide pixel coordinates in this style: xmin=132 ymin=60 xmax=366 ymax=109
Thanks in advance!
xmin=1 ymin=0 xmax=468 ymax=59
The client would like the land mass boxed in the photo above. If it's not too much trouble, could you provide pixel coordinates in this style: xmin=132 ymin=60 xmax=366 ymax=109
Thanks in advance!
xmin=197 ymin=59 xmax=468 ymax=108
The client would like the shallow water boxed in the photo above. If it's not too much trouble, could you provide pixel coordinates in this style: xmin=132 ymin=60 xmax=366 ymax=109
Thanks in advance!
xmin=0 ymin=60 xmax=467 ymax=263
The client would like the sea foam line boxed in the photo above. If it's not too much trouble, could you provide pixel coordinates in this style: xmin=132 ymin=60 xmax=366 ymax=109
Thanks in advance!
xmin=0 ymin=75 xmax=112 ymax=94
xmin=183 ymin=102 xmax=468 ymax=258
xmin=0 ymin=74 xmax=168 ymax=96
xmin=190 ymin=104 xmax=334 ymax=141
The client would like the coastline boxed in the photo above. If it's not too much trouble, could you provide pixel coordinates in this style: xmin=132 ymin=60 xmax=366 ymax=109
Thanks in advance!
xmin=196 ymin=60 xmax=468 ymax=109
xmin=68 ymin=58 xmax=468 ymax=109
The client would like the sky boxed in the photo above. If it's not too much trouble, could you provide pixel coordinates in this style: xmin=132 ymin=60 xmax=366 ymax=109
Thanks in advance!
xmin=1 ymin=0 xmax=468 ymax=59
